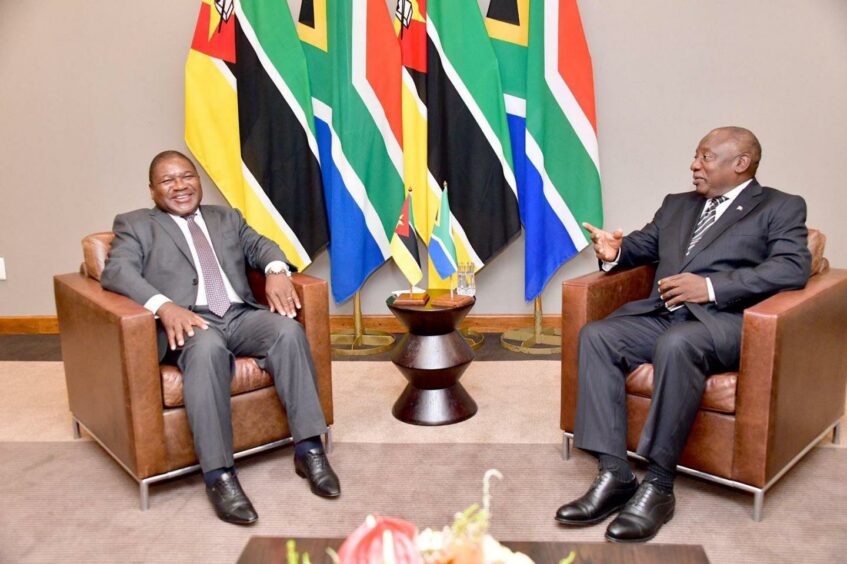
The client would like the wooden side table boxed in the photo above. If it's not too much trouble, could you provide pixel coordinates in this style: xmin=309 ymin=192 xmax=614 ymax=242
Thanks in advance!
xmin=386 ymin=290 xmax=477 ymax=425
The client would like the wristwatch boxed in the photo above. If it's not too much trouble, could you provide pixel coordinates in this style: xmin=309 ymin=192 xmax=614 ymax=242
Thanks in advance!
xmin=266 ymin=262 xmax=292 ymax=277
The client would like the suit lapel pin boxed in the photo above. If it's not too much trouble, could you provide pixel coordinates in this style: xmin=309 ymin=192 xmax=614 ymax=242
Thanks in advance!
xmin=736 ymin=205 xmax=743 ymax=211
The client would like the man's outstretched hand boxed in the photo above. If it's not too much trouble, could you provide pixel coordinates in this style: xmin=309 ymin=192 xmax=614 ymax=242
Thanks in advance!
xmin=583 ymin=222 xmax=624 ymax=262
xmin=157 ymin=302 xmax=209 ymax=351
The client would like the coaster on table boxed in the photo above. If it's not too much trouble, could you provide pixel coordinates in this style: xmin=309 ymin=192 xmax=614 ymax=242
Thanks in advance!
xmin=430 ymin=294 xmax=474 ymax=308
xmin=393 ymin=292 xmax=429 ymax=306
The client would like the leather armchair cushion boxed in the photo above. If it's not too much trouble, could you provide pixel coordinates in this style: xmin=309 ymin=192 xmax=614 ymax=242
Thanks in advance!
xmin=81 ymin=232 xmax=115 ymax=281
xmin=161 ymin=358 xmax=274 ymax=408
xmin=807 ymin=228 xmax=828 ymax=275
xmin=626 ymin=364 xmax=738 ymax=414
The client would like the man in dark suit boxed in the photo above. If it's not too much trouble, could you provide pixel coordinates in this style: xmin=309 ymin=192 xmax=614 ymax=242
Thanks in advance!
xmin=555 ymin=127 xmax=811 ymax=542
xmin=101 ymin=150 xmax=340 ymax=525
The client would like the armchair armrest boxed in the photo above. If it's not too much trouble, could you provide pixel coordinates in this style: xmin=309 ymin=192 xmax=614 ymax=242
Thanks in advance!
xmin=733 ymin=268 xmax=847 ymax=485
xmin=290 ymin=273 xmax=333 ymax=424
xmin=560 ymin=265 xmax=656 ymax=431
xmin=53 ymin=273 xmax=167 ymax=478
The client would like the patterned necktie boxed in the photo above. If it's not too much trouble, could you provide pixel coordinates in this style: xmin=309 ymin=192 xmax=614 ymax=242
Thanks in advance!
xmin=185 ymin=215 xmax=231 ymax=317
xmin=686 ymin=196 xmax=727 ymax=255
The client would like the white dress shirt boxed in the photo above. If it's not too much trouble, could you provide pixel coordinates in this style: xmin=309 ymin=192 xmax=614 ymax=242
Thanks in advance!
xmin=143 ymin=210 xmax=286 ymax=314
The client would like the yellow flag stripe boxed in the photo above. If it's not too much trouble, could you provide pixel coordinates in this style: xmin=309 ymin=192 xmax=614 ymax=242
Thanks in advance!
xmin=484 ymin=0 xmax=529 ymax=46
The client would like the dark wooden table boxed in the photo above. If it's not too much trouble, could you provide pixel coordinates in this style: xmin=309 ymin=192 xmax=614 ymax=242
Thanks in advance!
xmin=386 ymin=290 xmax=477 ymax=426
xmin=238 ymin=536 xmax=711 ymax=563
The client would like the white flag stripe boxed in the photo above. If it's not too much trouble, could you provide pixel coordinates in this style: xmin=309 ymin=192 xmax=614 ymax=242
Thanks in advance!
xmin=241 ymin=161 xmax=312 ymax=267
xmin=312 ymin=98 xmax=392 ymax=258
xmin=235 ymin=3 xmax=321 ymax=163
xmin=402 ymin=67 xmax=428 ymax=119
xmin=504 ymin=94 xmax=526 ymax=118
xmin=211 ymin=57 xmax=236 ymax=90
xmin=351 ymin=0 xmax=404 ymax=178
xmin=427 ymin=16 xmax=518 ymax=196
xmin=543 ymin=0 xmax=600 ymax=175
xmin=525 ymin=130 xmax=589 ymax=250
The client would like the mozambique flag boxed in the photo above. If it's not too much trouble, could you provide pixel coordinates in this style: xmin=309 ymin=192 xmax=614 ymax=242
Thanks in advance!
xmin=487 ymin=0 xmax=603 ymax=300
xmin=298 ymin=0 xmax=405 ymax=303
xmin=395 ymin=1 xmax=437 ymax=246
xmin=185 ymin=0 xmax=328 ymax=271
xmin=426 ymin=0 xmax=522 ymax=286
xmin=428 ymin=186 xmax=458 ymax=279
xmin=390 ymin=191 xmax=423 ymax=286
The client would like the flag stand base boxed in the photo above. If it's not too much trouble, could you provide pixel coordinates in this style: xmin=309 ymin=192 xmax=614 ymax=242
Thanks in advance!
xmin=459 ymin=328 xmax=484 ymax=351
xmin=331 ymin=292 xmax=395 ymax=356
xmin=500 ymin=297 xmax=561 ymax=355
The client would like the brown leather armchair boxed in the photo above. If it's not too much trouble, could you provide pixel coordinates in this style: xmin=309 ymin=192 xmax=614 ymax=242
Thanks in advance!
xmin=54 ymin=233 xmax=333 ymax=510
xmin=560 ymin=229 xmax=847 ymax=520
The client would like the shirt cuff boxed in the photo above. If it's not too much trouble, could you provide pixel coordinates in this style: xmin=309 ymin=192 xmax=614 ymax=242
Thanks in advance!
xmin=265 ymin=260 xmax=291 ymax=276
xmin=706 ymin=277 xmax=716 ymax=302
xmin=144 ymin=294 xmax=172 ymax=315
xmin=600 ymin=249 xmax=622 ymax=272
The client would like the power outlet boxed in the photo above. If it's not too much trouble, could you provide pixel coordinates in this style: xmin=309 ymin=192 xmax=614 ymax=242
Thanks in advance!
xmin=0 ymin=257 xmax=5 ymax=280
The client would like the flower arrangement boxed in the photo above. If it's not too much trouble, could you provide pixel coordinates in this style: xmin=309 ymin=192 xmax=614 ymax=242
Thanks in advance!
xmin=284 ymin=470 xmax=576 ymax=564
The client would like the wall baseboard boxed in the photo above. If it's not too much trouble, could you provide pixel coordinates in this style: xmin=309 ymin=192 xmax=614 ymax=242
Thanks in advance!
xmin=0 ymin=316 xmax=60 ymax=334
xmin=1 ymin=315 xmax=562 ymax=335
xmin=331 ymin=314 xmax=562 ymax=334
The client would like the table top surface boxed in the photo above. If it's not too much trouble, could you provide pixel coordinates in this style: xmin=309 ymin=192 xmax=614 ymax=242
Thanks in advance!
xmin=238 ymin=536 xmax=710 ymax=564
xmin=388 ymin=289 xmax=475 ymax=312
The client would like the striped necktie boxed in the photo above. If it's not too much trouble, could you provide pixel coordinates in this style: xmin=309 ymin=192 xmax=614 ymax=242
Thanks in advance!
xmin=185 ymin=215 xmax=231 ymax=317
xmin=686 ymin=196 xmax=727 ymax=255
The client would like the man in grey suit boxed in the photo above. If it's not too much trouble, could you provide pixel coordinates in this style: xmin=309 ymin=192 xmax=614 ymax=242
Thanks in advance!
xmin=101 ymin=150 xmax=339 ymax=525
xmin=555 ymin=127 xmax=811 ymax=542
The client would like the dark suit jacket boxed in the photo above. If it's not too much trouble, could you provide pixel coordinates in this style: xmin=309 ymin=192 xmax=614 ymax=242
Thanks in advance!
xmin=609 ymin=180 xmax=812 ymax=367
xmin=100 ymin=205 xmax=289 ymax=356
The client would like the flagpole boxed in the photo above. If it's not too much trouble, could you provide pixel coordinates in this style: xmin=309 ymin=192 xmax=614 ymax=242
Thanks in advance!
xmin=330 ymin=291 xmax=396 ymax=356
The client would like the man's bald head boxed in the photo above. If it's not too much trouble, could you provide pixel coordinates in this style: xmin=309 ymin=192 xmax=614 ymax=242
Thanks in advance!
xmin=691 ymin=127 xmax=762 ymax=198
xmin=709 ymin=126 xmax=761 ymax=176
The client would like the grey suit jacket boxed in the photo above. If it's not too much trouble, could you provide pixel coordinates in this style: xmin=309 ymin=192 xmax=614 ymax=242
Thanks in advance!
xmin=609 ymin=180 xmax=812 ymax=367
xmin=101 ymin=205 xmax=289 ymax=353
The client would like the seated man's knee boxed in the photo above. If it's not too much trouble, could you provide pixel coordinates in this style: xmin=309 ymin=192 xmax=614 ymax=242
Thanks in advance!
xmin=268 ymin=316 xmax=308 ymax=347
xmin=654 ymin=327 xmax=699 ymax=360
xmin=181 ymin=330 xmax=230 ymax=363
xmin=579 ymin=320 xmax=611 ymax=347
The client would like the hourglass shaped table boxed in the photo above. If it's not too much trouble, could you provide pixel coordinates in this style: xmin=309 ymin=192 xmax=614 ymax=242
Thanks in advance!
xmin=386 ymin=291 xmax=476 ymax=425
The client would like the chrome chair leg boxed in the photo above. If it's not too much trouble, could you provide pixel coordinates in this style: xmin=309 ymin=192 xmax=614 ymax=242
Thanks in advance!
xmin=140 ymin=481 xmax=150 ymax=511
xmin=324 ymin=426 xmax=333 ymax=454
xmin=562 ymin=433 xmax=572 ymax=461
xmin=72 ymin=418 xmax=81 ymax=439
xmin=833 ymin=421 xmax=842 ymax=445
xmin=752 ymin=489 xmax=764 ymax=522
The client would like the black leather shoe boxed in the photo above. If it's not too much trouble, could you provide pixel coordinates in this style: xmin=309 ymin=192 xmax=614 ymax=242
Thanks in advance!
xmin=294 ymin=448 xmax=341 ymax=498
xmin=605 ymin=481 xmax=675 ymax=543
xmin=555 ymin=470 xmax=638 ymax=525
xmin=205 ymin=471 xmax=258 ymax=525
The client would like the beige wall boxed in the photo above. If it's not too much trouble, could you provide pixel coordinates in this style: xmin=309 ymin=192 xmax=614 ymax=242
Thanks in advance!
xmin=2 ymin=0 xmax=845 ymax=317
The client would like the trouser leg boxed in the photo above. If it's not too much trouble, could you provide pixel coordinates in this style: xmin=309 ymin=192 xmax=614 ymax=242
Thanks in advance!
xmin=637 ymin=319 xmax=728 ymax=469
xmin=574 ymin=315 xmax=668 ymax=459
xmin=175 ymin=323 xmax=235 ymax=473
xmin=227 ymin=307 xmax=328 ymax=443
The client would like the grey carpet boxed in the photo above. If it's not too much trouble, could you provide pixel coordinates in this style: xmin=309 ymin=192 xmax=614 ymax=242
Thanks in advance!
xmin=0 ymin=335 xmax=63 ymax=361
xmin=1 ymin=440 xmax=845 ymax=563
